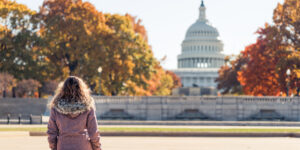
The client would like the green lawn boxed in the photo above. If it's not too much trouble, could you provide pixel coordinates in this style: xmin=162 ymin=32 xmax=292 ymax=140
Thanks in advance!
xmin=1 ymin=127 xmax=300 ymax=133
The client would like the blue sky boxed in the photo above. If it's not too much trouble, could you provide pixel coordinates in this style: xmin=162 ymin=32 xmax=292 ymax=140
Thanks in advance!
xmin=16 ymin=0 xmax=284 ymax=69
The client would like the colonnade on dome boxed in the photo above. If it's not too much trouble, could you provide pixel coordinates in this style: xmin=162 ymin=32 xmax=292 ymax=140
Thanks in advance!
xmin=172 ymin=0 xmax=225 ymax=91
xmin=178 ymin=57 xmax=224 ymax=68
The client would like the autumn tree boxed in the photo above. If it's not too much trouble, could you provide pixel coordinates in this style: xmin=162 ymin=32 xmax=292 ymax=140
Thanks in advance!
xmin=216 ymin=55 xmax=246 ymax=95
xmin=38 ymin=0 xmax=162 ymax=96
xmin=1 ymin=0 xmax=177 ymax=96
xmin=15 ymin=79 xmax=41 ymax=97
xmin=237 ymin=26 xmax=284 ymax=96
xmin=149 ymin=67 xmax=174 ymax=96
xmin=40 ymin=80 xmax=58 ymax=96
xmin=0 ymin=72 xmax=16 ymax=97
xmin=38 ymin=0 xmax=107 ymax=82
xmin=166 ymin=70 xmax=182 ymax=89
xmin=226 ymin=0 xmax=300 ymax=96
xmin=273 ymin=0 xmax=300 ymax=95
xmin=126 ymin=14 xmax=148 ymax=42
xmin=99 ymin=14 xmax=179 ymax=96
xmin=100 ymin=14 xmax=158 ymax=95
xmin=0 ymin=0 xmax=45 ymax=81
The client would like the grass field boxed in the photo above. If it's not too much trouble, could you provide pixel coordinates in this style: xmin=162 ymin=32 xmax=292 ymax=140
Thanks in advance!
xmin=2 ymin=127 xmax=300 ymax=133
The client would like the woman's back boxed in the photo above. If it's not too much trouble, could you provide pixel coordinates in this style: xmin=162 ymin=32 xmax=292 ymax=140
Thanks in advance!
xmin=47 ymin=76 xmax=102 ymax=150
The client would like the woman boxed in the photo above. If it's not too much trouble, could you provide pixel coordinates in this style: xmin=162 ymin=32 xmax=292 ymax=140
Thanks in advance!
xmin=47 ymin=76 xmax=102 ymax=150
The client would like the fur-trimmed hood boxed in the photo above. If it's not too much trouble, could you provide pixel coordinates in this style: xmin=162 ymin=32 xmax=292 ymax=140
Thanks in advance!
xmin=51 ymin=98 xmax=95 ymax=115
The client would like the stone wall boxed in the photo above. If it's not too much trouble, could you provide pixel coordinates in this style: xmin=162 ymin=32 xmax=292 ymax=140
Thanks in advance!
xmin=0 ymin=98 xmax=48 ymax=118
xmin=94 ymin=96 xmax=300 ymax=121
xmin=1 ymin=96 xmax=300 ymax=121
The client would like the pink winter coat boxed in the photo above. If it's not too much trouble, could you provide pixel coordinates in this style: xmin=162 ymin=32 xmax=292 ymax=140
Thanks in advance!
xmin=47 ymin=99 xmax=102 ymax=150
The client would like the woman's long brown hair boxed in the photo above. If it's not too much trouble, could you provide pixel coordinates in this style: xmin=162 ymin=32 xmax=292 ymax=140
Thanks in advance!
xmin=49 ymin=76 xmax=93 ymax=109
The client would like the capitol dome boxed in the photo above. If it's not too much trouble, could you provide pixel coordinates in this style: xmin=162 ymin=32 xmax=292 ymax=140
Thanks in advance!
xmin=185 ymin=21 xmax=219 ymax=38
xmin=172 ymin=0 xmax=225 ymax=89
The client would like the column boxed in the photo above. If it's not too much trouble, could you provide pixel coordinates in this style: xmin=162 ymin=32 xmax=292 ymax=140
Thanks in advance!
xmin=201 ymin=58 xmax=203 ymax=68
xmin=186 ymin=59 xmax=188 ymax=68
xmin=180 ymin=60 xmax=183 ymax=68
xmin=207 ymin=58 xmax=210 ymax=68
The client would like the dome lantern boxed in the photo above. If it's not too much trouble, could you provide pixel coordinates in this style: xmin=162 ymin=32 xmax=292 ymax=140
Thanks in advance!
xmin=198 ymin=0 xmax=207 ymax=22
xmin=201 ymin=0 xmax=205 ymax=7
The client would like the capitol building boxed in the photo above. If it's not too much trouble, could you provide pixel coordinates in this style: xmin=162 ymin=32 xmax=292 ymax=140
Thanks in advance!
xmin=172 ymin=0 xmax=225 ymax=94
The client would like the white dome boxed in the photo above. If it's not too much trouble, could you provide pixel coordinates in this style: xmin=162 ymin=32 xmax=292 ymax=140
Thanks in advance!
xmin=177 ymin=0 xmax=225 ymax=69
xmin=185 ymin=21 xmax=219 ymax=38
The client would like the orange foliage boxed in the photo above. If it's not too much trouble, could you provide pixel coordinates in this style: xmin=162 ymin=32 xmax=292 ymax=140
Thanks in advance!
xmin=144 ymin=64 xmax=174 ymax=96
xmin=125 ymin=14 xmax=148 ymax=41
xmin=216 ymin=55 xmax=246 ymax=94
xmin=166 ymin=71 xmax=182 ymax=89
xmin=237 ymin=27 xmax=283 ymax=96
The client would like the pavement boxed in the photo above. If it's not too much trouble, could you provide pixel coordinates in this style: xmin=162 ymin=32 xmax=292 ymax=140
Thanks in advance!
xmin=4 ymin=124 xmax=300 ymax=138
xmin=0 ymin=132 xmax=300 ymax=150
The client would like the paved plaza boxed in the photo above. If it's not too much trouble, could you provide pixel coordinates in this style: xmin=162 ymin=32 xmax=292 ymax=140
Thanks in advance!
xmin=0 ymin=132 xmax=300 ymax=150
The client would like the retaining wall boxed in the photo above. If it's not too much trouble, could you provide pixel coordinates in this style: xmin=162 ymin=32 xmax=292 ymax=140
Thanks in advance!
xmin=0 ymin=98 xmax=48 ymax=118
xmin=94 ymin=96 xmax=300 ymax=121
xmin=1 ymin=96 xmax=300 ymax=121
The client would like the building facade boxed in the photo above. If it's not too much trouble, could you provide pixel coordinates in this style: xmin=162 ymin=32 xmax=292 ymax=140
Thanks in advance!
xmin=172 ymin=0 xmax=225 ymax=89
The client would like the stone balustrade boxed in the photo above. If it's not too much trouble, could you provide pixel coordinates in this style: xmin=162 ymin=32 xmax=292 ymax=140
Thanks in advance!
xmin=0 ymin=96 xmax=300 ymax=121
xmin=94 ymin=96 xmax=300 ymax=121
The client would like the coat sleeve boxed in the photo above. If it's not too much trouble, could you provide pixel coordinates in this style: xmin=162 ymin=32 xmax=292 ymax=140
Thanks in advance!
xmin=87 ymin=108 xmax=102 ymax=150
xmin=47 ymin=108 xmax=59 ymax=150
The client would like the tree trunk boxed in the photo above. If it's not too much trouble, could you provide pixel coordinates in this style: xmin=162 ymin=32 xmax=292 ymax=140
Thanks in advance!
xmin=3 ymin=90 xmax=6 ymax=98
xmin=12 ymin=87 xmax=16 ymax=98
